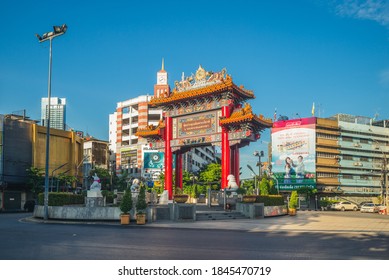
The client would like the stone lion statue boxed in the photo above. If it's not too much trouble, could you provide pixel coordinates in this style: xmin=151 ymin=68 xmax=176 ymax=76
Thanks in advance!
xmin=227 ymin=174 xmax=239 ymax=191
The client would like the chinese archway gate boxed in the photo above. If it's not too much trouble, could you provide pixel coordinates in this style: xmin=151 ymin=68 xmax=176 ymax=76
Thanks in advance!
xmin=136 ymin=66 xmax=272 ymax=199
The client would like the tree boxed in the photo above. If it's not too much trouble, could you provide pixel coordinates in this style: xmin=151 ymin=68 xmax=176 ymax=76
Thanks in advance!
xmin=113 ymin=169 xmax=128 ymax=191
xmin=57 ymin=173 xmax=77 ymax=192
xmin=258 ymin=174 xmax=278 ymax=195
xmin=199 ymin=163 xmax=221 ymax=190
xmin=259 ymin=177 xmax=269 ymax=195
xmin=120 ymin=189 xmax=133 ymax=214
xmin=26 ymin=167 xmax=44 ymax=198
xmin=289 ymin=190 xmax=299 ymax=209
xmin=136 ymin=185 xmax=147 ymax=214
xmin=296 ymin=186 xmax=317 ymax=207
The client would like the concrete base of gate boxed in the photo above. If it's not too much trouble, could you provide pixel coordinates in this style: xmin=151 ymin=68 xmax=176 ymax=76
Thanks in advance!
xmin=169 ymin=203 xmax=196 ymax=222
xmin=236 ymin=202 xmax=265 ymax=219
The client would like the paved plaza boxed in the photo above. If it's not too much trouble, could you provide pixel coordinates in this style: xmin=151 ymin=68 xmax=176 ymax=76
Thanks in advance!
xmin=25 ymin=210 xmax=389 ymax=236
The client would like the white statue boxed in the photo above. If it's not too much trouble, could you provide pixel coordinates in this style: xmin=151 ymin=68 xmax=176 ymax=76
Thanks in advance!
xmin=227 ymin=174 xmax=239 ymax=191
xmin=130 ymin=178 xmax=140 ymax=192
xmin=90 ymin=173 xmax=101 ymax=191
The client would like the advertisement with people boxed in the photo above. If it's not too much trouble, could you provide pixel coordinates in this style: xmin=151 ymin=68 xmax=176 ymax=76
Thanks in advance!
xmin=271 ymin=117 xmax=316 ymax=190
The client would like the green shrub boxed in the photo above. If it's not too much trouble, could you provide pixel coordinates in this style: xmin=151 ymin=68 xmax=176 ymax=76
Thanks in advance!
xmin=319 ymin=198 xmax=339 ymax=207
xmin=101 ymin=190 xmax=116 ymax=203
xmin=120 ymin=190 xmax=133 ymax=214
xmin=248 ymin=195 xmax=285 ymax=206
xmin=289 ymin=191 xmax=299 ymax=209
xmin=37 ymin=192 xmax=84 ymax=206
xmin=136 ymin=186 xmax=147 ymax=214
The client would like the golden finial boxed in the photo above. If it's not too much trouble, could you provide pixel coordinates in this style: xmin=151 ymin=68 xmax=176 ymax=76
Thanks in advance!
xmin=161 ymin=58 xmax=164 ymax=71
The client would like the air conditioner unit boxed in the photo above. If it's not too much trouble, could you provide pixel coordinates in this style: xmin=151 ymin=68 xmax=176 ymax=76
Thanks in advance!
xmin=353 ymin=162 xmax=359 ymax=166
xmin=353 ymin=143 xmax=361 ymax=147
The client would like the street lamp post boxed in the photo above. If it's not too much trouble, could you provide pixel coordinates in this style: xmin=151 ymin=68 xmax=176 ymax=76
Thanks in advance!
xmin=51 ymin=163 xmax=67 ymax=192
xmin=253 ymin=150 xmax=264 ymax=181
xmin=36 ymin=24 xmax=67 ymax=220
xmin=247 ymin=164 xmax=258 ymax=192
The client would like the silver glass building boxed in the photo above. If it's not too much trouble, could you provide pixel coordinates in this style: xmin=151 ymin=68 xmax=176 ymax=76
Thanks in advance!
xmin=41 ymin=97 xmax=66 ymax=130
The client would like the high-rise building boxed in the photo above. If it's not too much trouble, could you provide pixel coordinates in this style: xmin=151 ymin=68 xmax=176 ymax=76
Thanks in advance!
xmin=41 ymin=97 xmax=66 ymax=130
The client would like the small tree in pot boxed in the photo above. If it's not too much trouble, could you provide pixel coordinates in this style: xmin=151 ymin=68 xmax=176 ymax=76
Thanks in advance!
xmin=136 ymin=185 xmax=147 ymax=225
xmin=119 ymin=189 xmax=133 ymax=225
xmin=289 ymin=190 xmax=299 ymax=216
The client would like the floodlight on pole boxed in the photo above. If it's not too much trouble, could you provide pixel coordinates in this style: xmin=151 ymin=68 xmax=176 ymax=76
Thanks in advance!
xmin=36 ymin=24 xmax=67 ymax=220
xmin=253 ymin=150 xmax=264 ymax=181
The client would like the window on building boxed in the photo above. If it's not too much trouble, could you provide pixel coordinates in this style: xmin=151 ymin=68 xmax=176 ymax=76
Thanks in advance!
xmin=122 ymin=107 xmax=129 ymax=114
xmin=317 ymin=133 xmax=338 ymax=140
xmin=342 ymin=136 xmax=353 ymax=142
xmin=343 ymin=155 xmax=353 ymax=160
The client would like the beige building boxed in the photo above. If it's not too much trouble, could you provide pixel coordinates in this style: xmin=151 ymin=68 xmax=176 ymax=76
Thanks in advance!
xmin=0 ymin=114 xmax=83 ymax=211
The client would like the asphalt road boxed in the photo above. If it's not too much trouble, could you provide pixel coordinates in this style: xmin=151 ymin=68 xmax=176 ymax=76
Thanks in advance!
xmin=0 ymin=212 xmax=388 ymax=260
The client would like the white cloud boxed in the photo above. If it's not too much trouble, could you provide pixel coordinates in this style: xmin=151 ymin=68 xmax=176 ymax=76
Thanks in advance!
xmin=335 ymin=0 xmax=389 ymax=27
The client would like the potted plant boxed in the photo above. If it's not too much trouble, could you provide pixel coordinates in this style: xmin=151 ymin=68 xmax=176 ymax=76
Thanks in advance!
xmin=119 ymin=189 xmax=133 ymax=225
xmin=289 ymin=190 xmax=298 ymax=216
xmin=136 ymin=185 xmax=147 ymax=225
xmin=173 ymin=186 xmax=188 ymax=203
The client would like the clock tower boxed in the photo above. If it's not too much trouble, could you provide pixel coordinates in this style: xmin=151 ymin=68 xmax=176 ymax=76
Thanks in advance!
xmin=154 ymin=58 xmax=170 ymax=98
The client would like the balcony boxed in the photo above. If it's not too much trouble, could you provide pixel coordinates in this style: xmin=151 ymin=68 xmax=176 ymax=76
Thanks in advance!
xmin=317 ymin=177 xmax=339 ymax=185
xmin=317 ymin=157 xmax=340 ymax=167
xmin=317 ymin=138 xmax=339 ymax=147
xmin=316 ymin=118 xmax=338 ymax=129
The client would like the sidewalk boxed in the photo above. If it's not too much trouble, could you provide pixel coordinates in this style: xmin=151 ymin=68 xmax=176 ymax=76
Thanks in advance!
xmin=25 ymin=211 xmax=389 ymax=235
xmin=143 ymin=211 xmax=389 ymax=235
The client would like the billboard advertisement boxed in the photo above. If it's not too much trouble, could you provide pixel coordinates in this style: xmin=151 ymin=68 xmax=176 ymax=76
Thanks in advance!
xmin=143 ymin=152 xmax=164 ymax=169
xmin=120 ymin=148 xmax=137 ymax=166
xmin=271 ymin=117 xmax=316 ymax=191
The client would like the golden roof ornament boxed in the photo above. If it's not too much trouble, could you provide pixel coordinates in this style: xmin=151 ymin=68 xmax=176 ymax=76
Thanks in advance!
xmin=195 ymin=65 xmax=206 ymax=81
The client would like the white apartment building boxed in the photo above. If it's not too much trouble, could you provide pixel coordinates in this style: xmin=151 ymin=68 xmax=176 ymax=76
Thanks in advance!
xmin=109 ymin=95 xmax=163 ymax=176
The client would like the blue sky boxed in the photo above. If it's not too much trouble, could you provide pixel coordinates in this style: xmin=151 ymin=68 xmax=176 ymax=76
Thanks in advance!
xmin=1 ymin=0 xmax=389 ymax=178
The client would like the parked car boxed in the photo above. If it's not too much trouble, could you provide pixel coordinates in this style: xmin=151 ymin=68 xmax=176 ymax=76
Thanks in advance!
xmin=360 ymin=203 xmax=379 ymax=213
xmin=331 ymin=201 xmax=359 ymax=211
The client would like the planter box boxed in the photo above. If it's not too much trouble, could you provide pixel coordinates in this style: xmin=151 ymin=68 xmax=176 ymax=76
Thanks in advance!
xmin=34 ymin=205 xmax=121 ymax=220
xmin=120 ymin=214 xmax=130 ymax=225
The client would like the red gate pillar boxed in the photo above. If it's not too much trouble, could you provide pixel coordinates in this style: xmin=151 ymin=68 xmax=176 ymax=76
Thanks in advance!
xmin=175 ymin=152 xmax=183 ymax=190
xmin=234 ymin=145 xmax=240 ymax=187
xmin=165 ymin=116 xmax=173 ymax=199
xmin=221 ymin=105 xmax=231 ymax=189
xmin=230 ymin=146 xmax=236 ymax=183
